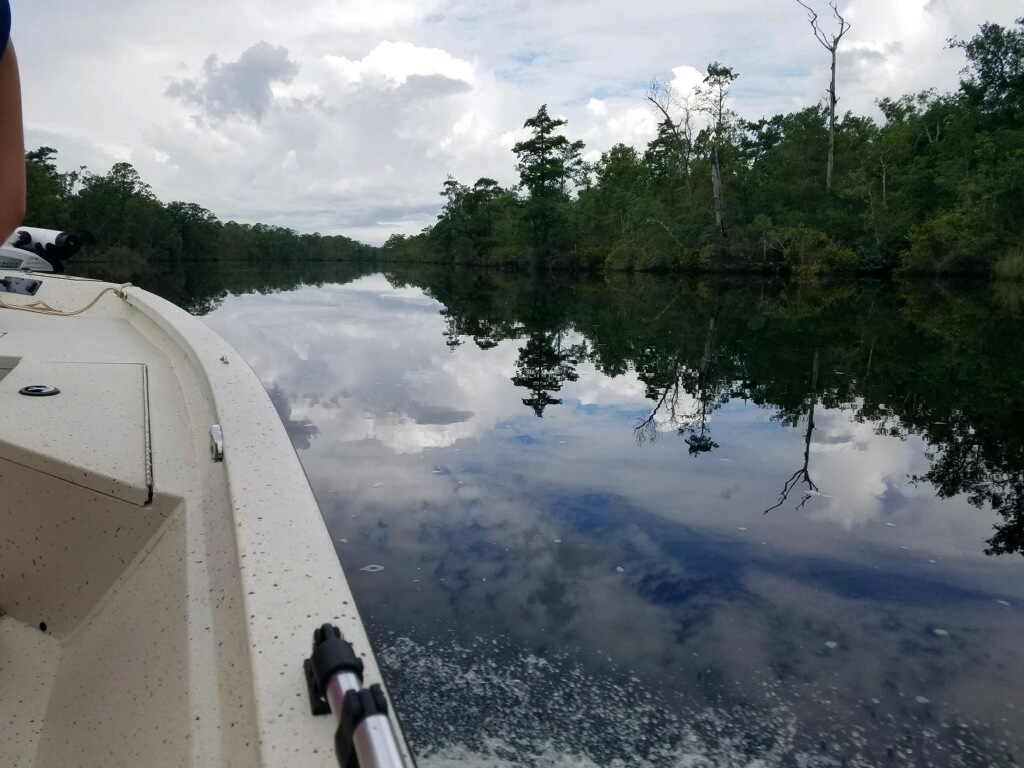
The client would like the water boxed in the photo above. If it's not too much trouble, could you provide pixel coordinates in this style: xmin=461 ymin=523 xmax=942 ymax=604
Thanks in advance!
xmin=110 ymin=262 xmax=1024 ymax=766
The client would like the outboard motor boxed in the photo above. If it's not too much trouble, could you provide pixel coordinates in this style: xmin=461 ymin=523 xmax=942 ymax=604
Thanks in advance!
xmin=0 ymin=227 xmax=95 ymax=273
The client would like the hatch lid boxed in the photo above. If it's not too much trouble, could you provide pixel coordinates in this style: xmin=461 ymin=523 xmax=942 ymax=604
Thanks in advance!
xmin=0 ymin=361 xmax=152 ymax=505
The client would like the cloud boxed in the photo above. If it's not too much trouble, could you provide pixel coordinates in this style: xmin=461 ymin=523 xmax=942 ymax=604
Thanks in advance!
xmin=670 ymin=65 xmax=705 ymax=97
xmin=166 ymin=41 xmax=300 ymax=122
xmin=202 ymin=276 xmax=527 ymax=454
xmin=399 ymin=73 xmax=473 ymax=99
xmin=324 ymin=40 xmax=475 ymax=88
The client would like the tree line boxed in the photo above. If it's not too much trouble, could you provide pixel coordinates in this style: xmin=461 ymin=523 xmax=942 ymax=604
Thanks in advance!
xmin=382 ymin=18 xmax=1024 ymax=277
xmin=22 ymin=148 xmax=376 ymax=270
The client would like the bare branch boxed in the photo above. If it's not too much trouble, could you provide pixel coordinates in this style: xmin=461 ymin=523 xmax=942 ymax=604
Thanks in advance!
xmin=646 ymin=218 xmax=684 ymax=249
xmin=646 ymin=95 xmax=675 ymax=128
xmin=797 ymin=0 xmax=849 ymax=50
xmin=646 ymin=79 xmax=683 ymax=140
xmin=796 ymin=0 xmax=831 ymax=51
xmin=645 ymin=77 xmax=696 ymax=203
xmin=795 ymin=0 xmax=850 ymax=194
xmin=830 ymin=1 xmax=851 ymax=43
xmin=763 ymin=350 xmax=821 ymax=514
xmin=634 ymin=357 xmax=683 ymax=444
xmin=795 ymin=0 xmax=817 ymax=22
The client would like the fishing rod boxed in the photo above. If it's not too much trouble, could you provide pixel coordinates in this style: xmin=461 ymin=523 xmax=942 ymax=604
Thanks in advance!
xmin=304 ymin=623 xmax=407 ymax=768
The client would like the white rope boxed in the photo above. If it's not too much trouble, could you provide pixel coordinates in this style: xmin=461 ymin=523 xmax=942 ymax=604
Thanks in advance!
xmin=0 ymin=283 xmax=133 ymax=316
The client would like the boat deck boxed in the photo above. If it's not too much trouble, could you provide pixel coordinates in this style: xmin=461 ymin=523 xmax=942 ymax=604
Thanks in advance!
xmin=0 ymin=273 xmax=403 ymax=767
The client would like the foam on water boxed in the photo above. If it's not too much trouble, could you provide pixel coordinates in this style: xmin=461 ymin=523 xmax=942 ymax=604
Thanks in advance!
xmin=377 ymin=635 xmax=1018 ymax=768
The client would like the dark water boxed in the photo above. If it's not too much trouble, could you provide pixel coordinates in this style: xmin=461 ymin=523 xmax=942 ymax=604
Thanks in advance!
xmin=86 ymin=261 xmax=1024 ymax=766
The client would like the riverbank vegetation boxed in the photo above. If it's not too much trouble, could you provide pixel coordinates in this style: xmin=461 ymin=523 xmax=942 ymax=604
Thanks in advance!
xmin=22 ymin=149 xmax=375 ymax=270
xmin=383 ymin=18 xmax=1023 ymax=277
xmin=19 ymin=18 xmax=1023 ymax=278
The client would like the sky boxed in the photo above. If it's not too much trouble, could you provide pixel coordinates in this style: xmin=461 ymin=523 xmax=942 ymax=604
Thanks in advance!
xmin=10 ymin=0 xmax=1022 ymax=246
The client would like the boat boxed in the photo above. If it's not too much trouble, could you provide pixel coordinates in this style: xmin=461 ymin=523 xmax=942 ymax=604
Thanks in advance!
xmin=0 ymin=229 xmax=412 ymax=767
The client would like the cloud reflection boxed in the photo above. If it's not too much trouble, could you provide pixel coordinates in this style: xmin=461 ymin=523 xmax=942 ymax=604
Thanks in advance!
xmin=205 ymin=275 xmax=527 ymax=454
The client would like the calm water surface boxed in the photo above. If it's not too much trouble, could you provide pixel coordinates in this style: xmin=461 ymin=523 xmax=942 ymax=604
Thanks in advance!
xmin=189 ymin=268 xmax=1024 ymax=766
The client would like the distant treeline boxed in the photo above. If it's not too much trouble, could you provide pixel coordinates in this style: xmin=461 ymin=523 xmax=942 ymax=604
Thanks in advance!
xmin=382 ymin=19 xmax=1024 ymax=278
xmin=22 ymin=149 xmax=376 ymax=269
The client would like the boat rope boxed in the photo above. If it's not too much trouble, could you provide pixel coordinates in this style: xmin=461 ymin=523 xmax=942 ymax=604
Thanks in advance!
xmin=0 ymin=283 xmax=133 ymax=316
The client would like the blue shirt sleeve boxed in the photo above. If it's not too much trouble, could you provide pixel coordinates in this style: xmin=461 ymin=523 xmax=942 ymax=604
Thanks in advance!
xmin=1 ymin=0 xmax=10 ymax=60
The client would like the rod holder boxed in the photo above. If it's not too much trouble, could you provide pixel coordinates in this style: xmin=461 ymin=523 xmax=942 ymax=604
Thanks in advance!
xmin=305 ymin=623 xmax=406 ymax=768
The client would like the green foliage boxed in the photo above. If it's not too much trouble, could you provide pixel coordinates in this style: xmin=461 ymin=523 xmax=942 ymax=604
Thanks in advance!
xmin=21 ymin=149 xmax=376 ymax=272
xmin=993 ymin=248 xmax=1024 ymax=280
xmin=899 ymin=208 xmax=996 ymax=275
xmin=900 ymin=216 xmax=959 ymax=274
xmin=950 ymin=18 xmax=1024 ymax=126
xmin=781 ymin=228 xmax=857 ymax=277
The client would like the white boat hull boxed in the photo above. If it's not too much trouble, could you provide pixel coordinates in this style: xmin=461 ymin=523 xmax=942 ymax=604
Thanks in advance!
xmin=0 ymin=271 xmax=409 ymax=767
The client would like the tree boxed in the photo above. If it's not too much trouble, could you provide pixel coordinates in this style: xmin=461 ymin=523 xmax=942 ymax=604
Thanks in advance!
xmin=166 ymin=201 xmax=221 ymax=258
xmin=646 ymin=79 xmax=696 ymax=204
xmin=949 ymin=18 xmax=1024 ymax=127
xmin=695 ymin=62 xmax=739 ymax=239
xmin=430 ymin=175 xmax=518 ymax=265
xmin=26 ymin=146 xmax=59 ymax=175
xmin=432 ymin=176 xmax=471 ymax=261
xmin=513 ymin=105 xmax=586 ymax=200
xmin=24 ymin=147 xmax=69 ymax=228
xmin=796 ymin=1 xmax=851 ymax=194
xmin=72 ymin=162 xmax=176 ymax=255
xmin=576 ymin=145 xmax=644 ymax=253
xmin=512 ymin=105 xmax=585 ymax=269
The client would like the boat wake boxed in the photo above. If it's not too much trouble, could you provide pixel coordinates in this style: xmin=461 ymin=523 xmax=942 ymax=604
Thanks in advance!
xmin=377 ymin=634 xmax=1016 ymax=768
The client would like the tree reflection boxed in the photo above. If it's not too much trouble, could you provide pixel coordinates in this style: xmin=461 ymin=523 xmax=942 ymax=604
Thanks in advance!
xmin=387 ymin=268 xmax=1023 ymax=556
xmin=924 ymin=462 xmax=1024 ymax=556
xmin=71 ymin=257 xmax=374 ymax=317
xmin=912 ymin=415 xmax=1024 ymax=555
xmin=680 ymin=309 xmax=723 ymax=455
xmin=512 ymin=331 xmax=585 ymax=417
xmin=763 ymin=350 xmax=821 ymax=513
xmin=634 ymin=309 xmax=723 ymax=455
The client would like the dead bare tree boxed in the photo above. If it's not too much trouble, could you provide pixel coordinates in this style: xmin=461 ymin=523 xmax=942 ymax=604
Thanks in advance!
xmin=646 ymin=78 xmax=696 ymax=203
xmin=796 ymin=0 xmax=851 ymax=194
xmin=695 ymin=63 xmax=738 ymax=240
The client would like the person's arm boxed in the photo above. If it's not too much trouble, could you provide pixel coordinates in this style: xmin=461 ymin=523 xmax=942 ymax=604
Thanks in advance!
xmin=0 ymin=41 xmax=25 ymax=243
